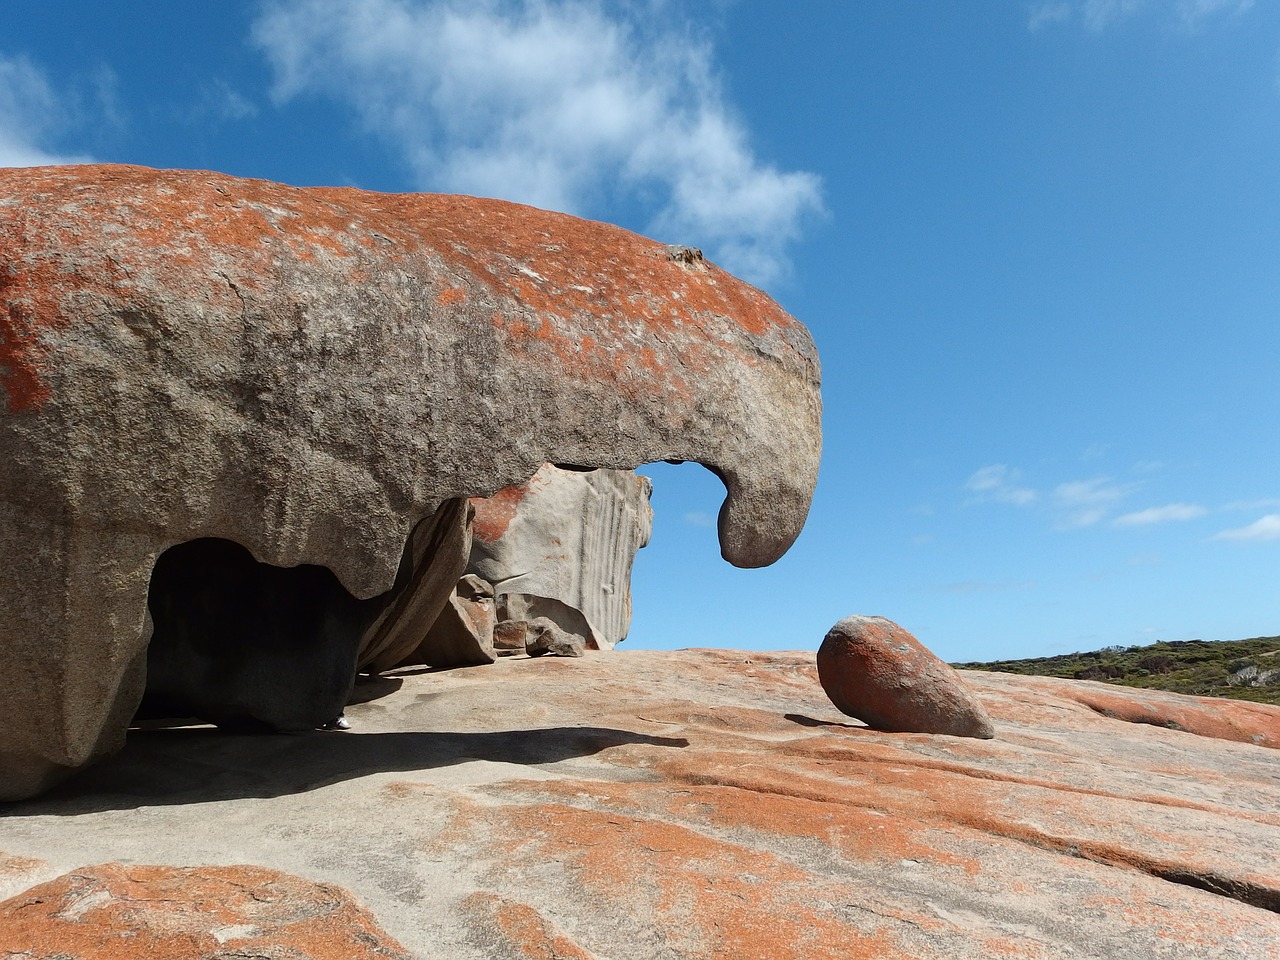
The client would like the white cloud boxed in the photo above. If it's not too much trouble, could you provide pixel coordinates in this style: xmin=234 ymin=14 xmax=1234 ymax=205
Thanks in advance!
xmin=1223 ymin=497 xmax=1280 ymax=511
xmin=1029 ymin=0 xmax=1254 ymax=31
xmin=966 ymin=464 xmax=1038 ymax=506
xmin=251 ymin=0 xmax=822 ymax=285
xmin=1112 ymin=502 xmax=1206 ymax=526
xmin=0 ymin=54 xmax=90 ymax=167
xmin=1053 ymin=476 xmax=1135 ymax=527
xmin=682 ymin=511 xmax=714 ymax=528
xmin=1212 ymin=513 xmax=1280 ymax=542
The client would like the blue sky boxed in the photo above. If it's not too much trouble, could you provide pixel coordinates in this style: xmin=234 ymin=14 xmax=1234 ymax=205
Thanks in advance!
xmin=4 ymin=1 xmax=1278 ymax=660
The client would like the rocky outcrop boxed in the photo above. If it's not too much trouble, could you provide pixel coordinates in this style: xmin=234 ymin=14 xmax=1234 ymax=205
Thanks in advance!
xmin=0 ymin=164 xmax=821 ymax=799
xmin=2 ymin=651 xmax=1276 ymax=958
xmin=470 ymin=463 xmax=654 ymax=650
xmin=817 ymin=616 xmax=996 ymax=738
xmin=0 ymin=862 xmax=411 ymax=959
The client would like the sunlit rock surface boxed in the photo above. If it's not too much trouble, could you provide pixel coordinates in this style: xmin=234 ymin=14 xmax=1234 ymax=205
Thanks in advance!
xmin=1 ymin=650 xmax=1275 ymax=958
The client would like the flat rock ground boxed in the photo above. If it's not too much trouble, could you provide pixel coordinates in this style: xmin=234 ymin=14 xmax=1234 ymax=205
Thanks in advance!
xmin=1 ymin=649 xmax=1278 ymax=959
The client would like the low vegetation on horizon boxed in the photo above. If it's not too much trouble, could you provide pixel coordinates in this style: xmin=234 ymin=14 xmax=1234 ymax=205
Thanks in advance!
xmin=954 ymin=636 xmax=1280 ymax=706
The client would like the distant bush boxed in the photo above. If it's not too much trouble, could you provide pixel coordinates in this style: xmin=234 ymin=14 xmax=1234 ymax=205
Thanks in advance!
xmin=1075 ymin=663 xmax=1127 ymax=681
xmin=1138 ymin=654 xmax=1175 ymax=674
xmin=954 ymin=636 xmax=1280 ymax=706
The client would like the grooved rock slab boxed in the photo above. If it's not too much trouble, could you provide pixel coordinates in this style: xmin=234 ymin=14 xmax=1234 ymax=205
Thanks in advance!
xmin=818 ymin=616 xmax=995 ymax=738
xmin=469 ymin=464 xmax=654 ymax=649
xmin=0 ymin=164 xmax=821 ymax=798
xmin=407 ymin=574 xmax=498 ymax=669
xmin=2 ymin=651 xmax=1276 ymax=959
xmin=0 ymin=862 xmax=411 ymax=960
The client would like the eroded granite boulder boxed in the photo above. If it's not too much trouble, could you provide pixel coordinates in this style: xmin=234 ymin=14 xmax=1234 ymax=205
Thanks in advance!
xmin=0 ymin=164 xmax=822 ymax=799
xmin=817 ymin=616 xmax=996 ymax=739
xmin=469 ymin=463 xmax=654 ymax=650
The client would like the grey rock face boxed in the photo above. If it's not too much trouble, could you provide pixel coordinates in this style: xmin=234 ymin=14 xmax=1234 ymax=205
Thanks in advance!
xmin=405 ymin=574 xmax=498 ymax=669
xmin=356 ymin=499 xmax=473 ymax=674
xmin=0 ymin=164 xmax=822 ymax=799
xmin=469 ymin=463 xmax=653 ymax=650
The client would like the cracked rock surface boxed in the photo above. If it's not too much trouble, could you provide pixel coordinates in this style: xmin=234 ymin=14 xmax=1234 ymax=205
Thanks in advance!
xmin=1 ymin=650 xmax=1276 ymax=959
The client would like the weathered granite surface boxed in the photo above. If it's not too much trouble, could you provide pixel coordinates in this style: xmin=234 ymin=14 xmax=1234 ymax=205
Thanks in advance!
xmin=470 ymin=463 xmax=654 ymax=650
xmin=0 ymin=165 xmax=821 ymax=798
xmin=1 ymin=650 xmax=1275 ymax=959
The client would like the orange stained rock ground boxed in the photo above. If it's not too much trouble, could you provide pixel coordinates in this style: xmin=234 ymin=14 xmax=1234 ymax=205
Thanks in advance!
xmin=1 ymin=165 xmax=813 ymax=414
xmin=0 ymin=862 xmax=412 ymax=960
xmin=2 ymin=649 xmax=1277 ymax=959
xmin=471 ymin=798 xmax=900 ymax=960
xmin=462 ymin=892 xmax=598 ymax=960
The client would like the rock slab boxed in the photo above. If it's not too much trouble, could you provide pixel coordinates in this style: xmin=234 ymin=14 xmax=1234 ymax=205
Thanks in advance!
xmin=0 ymin=862 xmax=411 ymax=959
xmin=817 ymin=615 xmax=996 ymax=738
xmin=0 ymin=651 xmax=1277 ymax=959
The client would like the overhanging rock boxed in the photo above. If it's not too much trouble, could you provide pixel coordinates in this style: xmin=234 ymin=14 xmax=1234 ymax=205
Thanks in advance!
xmin=0 ymin=164 xmax=822 ymax=799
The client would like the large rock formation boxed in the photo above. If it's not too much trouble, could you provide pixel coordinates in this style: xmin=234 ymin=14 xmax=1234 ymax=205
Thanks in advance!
xmin=0 ymin=164 xmax=822 ymax=799
xmin=1 ymin=652 xmax=1276 ymax=958
xmin=470 ymin=463 xmax=654 ymax=651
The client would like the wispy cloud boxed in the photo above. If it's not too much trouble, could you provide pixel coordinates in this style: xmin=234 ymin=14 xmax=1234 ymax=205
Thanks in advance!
xmin=1222 ymin=497 xmax=1280 ymax=511
xmin=1053 ymin=476 xmax=1136 ymax=527
xmin=1212 ymin=513 xmax=1280 ymax=542
xmin=251 ymin=0 xmax=822 ymax=285
xmin=966 ymin=464 xmax=1038 ymax=506
xmin=1029 ymin=0 xmax=1254 ymax=31
xmin=1112 ymin=502 xmax=1206 ymax=527
xmin=0 ymin=53 xmax=91 ymax=167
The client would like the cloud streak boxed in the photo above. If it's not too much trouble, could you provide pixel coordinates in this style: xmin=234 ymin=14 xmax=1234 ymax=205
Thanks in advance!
xmin=1053 ymin=476 xmax=1136 ymax=528
xmin=1212 ymin=514 xmax=1280 ymax=542
xmin=966 ymin=464 xmax=1038 ymax=506
xmin=1112 ymin=502 xmax=1206 ymax=526
xmin=251 ymin=0 xmax=822 ymax=285
xmin=1029 ymin=0 xmax=1254 ymax=31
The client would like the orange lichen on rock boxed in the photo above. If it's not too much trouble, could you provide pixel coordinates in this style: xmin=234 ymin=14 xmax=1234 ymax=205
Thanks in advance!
xmin=0 ymin=164 xmax=814 ymax=414
xmin=461 ymin=892 xmax=598 ymax=960
xmin=1062 ymin=684 xmax=1280 ymax=748
xmin=469 ymin=470 xmax=548 ymax=545
xmin=474 ymin=800 xmax=902 ymax=960
xmin=0 ymin=862 xmax=412 ymax=960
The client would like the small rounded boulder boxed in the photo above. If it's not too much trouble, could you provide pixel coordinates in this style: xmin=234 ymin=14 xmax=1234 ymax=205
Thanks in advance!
xmin=817 ymin=615 xmax=995 ymax=739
